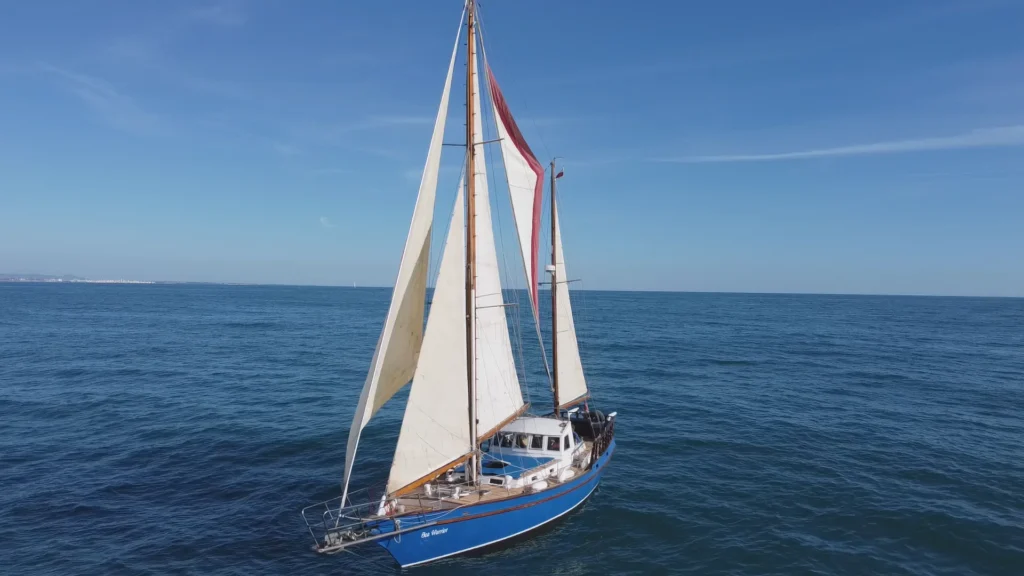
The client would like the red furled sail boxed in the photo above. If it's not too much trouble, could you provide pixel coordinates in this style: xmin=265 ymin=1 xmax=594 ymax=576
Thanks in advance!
xmin=486 ymin=65 xmax=545 ymax=319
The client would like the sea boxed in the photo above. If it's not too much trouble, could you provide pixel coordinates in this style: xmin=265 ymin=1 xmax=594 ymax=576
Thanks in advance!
xmin=1 ymin=283 xmax=1022 ymax=575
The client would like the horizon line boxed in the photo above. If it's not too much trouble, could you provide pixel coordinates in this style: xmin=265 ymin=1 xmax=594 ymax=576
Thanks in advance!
xmin=1 ymin=279 xmax=1019 ymax=299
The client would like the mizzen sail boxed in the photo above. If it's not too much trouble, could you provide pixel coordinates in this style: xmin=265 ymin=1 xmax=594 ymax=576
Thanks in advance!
xmin=552 ymin=210 xmax=588 ymax=408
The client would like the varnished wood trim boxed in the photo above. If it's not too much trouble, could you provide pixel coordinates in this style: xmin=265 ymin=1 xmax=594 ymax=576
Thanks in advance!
xmin=390 ymin=442 xmax=615 ymax=522
xmin=557 ymin=393 xmax=589 ymax=411
xmin=392 ymin=453 xmax=473 ymax=497
xmin=476 ymin=403 xmax=530 ymax=443
xmin=435 ymin=444 xmax=614 ymax=525
xmin=392 ymin=403 xmax=531 ymax=498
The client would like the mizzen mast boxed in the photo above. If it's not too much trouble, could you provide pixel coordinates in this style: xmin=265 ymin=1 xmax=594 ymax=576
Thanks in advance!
xmin=464 ymin=0 xmax=479 ymax=484
xmin=549 ymin=159 xmax=560 ymax=416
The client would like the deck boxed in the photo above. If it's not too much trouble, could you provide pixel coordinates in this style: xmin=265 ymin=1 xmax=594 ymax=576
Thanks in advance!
xmin=389 ymin=440 xmax=594 ymax=515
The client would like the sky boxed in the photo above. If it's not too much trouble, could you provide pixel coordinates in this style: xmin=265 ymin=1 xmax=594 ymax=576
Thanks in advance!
xmin=0 ymin=0 xmax=1022 ymax=296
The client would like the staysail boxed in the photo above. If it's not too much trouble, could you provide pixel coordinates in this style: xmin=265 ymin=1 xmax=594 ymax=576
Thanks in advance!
xmin=341 ymin=12 xmax=463 ymax=504
xmin=387 ymin=182 xmax=471 ymax=495
xmin=386 ymin=29 xmax=525 ymax=495
xmin=553 ymin=209 xmax=588 ymax=408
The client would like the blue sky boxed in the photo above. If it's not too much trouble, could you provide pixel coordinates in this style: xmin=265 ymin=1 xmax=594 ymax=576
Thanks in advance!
xmin=1 ymin=0 xmax=1022 ymax=296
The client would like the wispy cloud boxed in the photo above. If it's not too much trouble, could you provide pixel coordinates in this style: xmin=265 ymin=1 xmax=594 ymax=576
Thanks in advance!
xmin=288 ymin=115 xmax=433 ymax=142
xmin=561 ymin=155 xmax=629 ymax=169
xmin=188 ymin=1 xmax=246 ymax=27
xmin=273 ymin=142 xmax=302 ymax=156
xmin=39 ymin=63 xmax=165 ymax=135
xmin=0 ymin=59 xmax=29 ymax=77
xmin=369 ymin=115 xmax=434 ymax=127
xmin=310 ymin=167 xmax=350 ymax=176
xmin=319 ymin=217 xmax=335 ymax=229
xmin=403 ymin=164 xmax=462 ymax=182
xmin=657 ymin=125 xmax=1024 ymax=163
xmin=519 ymin=116 xmax=583 ymax=128
xmin=100 ymin=33 xmax=250 ymax=104
xmin=277 ymin=115 xmax=435 ymax=160
xmin=101 ymin=36 xmax=164 ymax=67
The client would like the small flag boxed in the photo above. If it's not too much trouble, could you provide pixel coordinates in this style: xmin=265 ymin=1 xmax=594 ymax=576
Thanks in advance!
xmin=555 ymin=170 xmax=564 ymax=179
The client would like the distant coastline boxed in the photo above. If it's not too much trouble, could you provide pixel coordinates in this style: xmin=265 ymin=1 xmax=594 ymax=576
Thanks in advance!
xmin=2 ymin=274 xmax=1020 ymax=298
xmin=0 ymin=274 xmax=155 ymax=285
xmin=0 ymin=274 xmax=364 ymax=287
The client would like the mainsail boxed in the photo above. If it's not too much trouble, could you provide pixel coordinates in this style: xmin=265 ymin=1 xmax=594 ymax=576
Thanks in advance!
xmin=552 ymin=209 xmax=588 ymax=408
xmin=386 ymin=28 xmax=525 ymax=496
xmin=341 ymin=12 xmax=463 ymax=504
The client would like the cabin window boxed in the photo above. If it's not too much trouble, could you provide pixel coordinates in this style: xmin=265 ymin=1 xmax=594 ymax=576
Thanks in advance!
xmin=563 ymin=435 xmax=570 ymax=451
xmin=489 ymin=478 xmax=504 ymax=486
xmin=516 ymin=434 xmax=531 ymax=449
xmin=531 ymin=435 xmax=544 ymax=450
xmin=546 ymin=436 xmax=560 ymax=451
xmin=497 ymin=432 xmax=514 ymax=448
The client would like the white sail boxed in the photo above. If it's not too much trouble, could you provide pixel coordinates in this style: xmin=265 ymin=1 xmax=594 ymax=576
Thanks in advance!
xmin=471 ymin=52 xmax=526 ymax=440
xmin=342 ymin=13 xmax=463 ymax=503
xmin=553 ymin=210 xmax=588 ymax=408
xmin=386 ymin=32 xmax=526 ymax=495
xmin=486 ymin=65 xmax=544 ymax=321
xmin=386 ymin=183 xmax=471 ymax=495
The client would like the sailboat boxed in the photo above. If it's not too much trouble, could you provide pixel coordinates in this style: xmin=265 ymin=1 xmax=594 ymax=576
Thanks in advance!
xmin=302 ymin=1 xmax=616 ymax=567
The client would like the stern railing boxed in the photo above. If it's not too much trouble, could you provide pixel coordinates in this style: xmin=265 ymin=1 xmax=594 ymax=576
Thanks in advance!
xmin=590 ymin=413 xmax=616 ymax=464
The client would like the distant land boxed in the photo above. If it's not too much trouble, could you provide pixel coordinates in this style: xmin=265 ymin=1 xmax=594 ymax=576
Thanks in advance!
xmin=0 ymin=273 xmax=154 ymax=285
xmin=0 ymin=273 xmax=358 ymax=287
xmin=2 ymin=274 xmax=1019 ymax=298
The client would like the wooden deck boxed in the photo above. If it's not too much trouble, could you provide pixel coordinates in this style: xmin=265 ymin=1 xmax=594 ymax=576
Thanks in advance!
xmin=393 ymin=441 xmax=594 ymax=515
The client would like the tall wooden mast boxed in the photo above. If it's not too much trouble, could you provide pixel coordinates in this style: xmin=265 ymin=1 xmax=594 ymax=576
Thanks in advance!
xmin=464 ymin=0 xmax=478 ymax=483
xmin=550 ymin=159 xmax=560 ymax=415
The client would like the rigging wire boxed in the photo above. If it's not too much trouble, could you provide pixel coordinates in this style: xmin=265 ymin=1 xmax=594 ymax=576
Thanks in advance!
xmin=552 ymin=169 xmax=594 ymax=386
xmin=381 ymin=3 xmax=472 ymax=494
xmin=476 ymin=7 xmax=554 ymax=410
xmin=475 ymin=2 xmax=554 ymax=165
xmin=477 ymin=5 xmax=553 ymax=403
xmin=478 ymin=0 xmax=593 ymax=402
xmin=480 ymin=56 xmax=532 ymax=409
xmin=479 ymin=2 xmax=593 ymax=401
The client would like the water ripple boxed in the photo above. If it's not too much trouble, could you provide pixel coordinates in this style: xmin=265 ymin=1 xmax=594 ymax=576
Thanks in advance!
xmin=1 ymin=285 xmax=1022 ymax=574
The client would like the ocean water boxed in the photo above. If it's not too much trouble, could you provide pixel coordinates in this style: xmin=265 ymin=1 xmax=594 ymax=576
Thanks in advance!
xmin=1 ymin=284 xmax=1022 ymax=575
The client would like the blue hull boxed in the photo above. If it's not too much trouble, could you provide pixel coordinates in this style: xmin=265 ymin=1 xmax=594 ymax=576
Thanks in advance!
xmin=371 ymin=439 xmax=615 ymax=567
